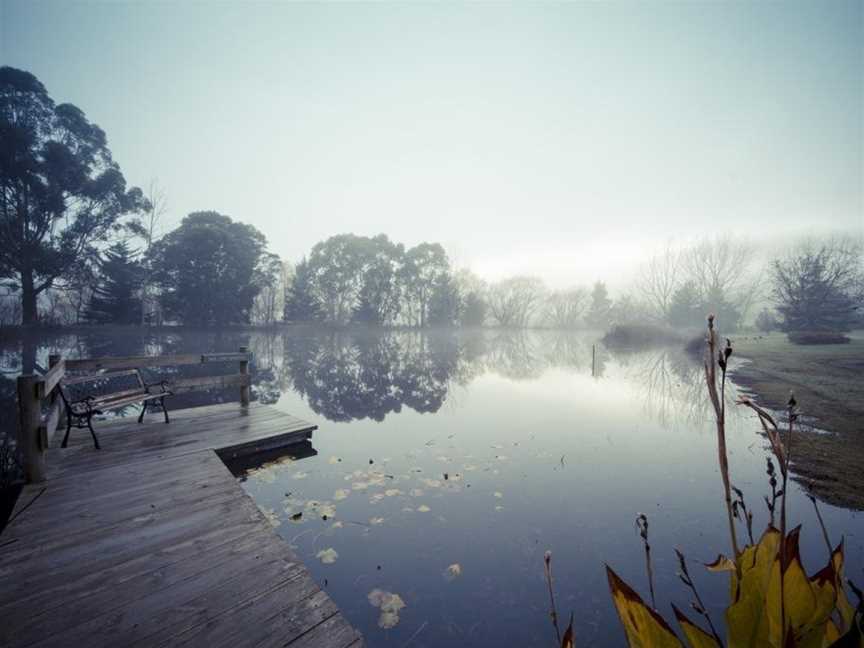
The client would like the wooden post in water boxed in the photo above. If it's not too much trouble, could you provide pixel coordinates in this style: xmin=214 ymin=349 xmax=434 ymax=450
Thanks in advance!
xmin=17 ymin=374 xmax=46 ymax=483
xmin=239 ymin=346 xmax=250 ymax=407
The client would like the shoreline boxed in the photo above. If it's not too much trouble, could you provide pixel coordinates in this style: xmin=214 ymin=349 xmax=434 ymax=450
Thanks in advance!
xmin=729 ymin=331 xmax=864 ymax=510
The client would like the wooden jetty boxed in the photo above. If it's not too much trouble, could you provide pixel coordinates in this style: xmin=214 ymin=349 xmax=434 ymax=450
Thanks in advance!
xmin=1 ymin=351 xmax=363 ymax=648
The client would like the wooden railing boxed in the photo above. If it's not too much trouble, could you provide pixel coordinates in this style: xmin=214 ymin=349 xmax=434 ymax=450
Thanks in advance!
xmin=15 ymin=347 xmax=252 ymax=483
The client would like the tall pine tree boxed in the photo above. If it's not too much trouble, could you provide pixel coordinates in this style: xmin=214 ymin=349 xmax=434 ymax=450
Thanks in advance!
xmin=86 ymin=242 xmax=143 ymax=324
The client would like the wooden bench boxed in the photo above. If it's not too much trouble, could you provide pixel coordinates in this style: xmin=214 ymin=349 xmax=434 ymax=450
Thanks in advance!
xmin=58 ymin=369 xmax=173 ymax=450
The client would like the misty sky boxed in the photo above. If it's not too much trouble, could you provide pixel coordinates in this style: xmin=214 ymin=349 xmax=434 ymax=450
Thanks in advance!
xmin=2 ymin=1 xmax=862 ymax=288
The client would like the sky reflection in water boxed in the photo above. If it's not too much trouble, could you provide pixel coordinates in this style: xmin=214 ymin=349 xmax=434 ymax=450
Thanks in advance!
xmin=1 ymin=329 xmax=861 ymax=646
xmin=233 ymin=330 xmax=863 ymax=647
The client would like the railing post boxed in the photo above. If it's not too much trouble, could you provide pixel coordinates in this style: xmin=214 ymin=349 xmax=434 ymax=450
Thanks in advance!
xmin=17 ymin=374 xmax=46 ymax=483
xmin=239 ymin=346 xmax=250 ymax=407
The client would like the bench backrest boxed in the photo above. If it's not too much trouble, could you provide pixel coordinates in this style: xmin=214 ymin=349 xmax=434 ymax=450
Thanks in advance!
xmin=59 ymin=369 xmax=147 ymax=406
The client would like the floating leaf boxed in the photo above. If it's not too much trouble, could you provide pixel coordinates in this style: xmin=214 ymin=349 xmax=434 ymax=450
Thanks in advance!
xmin=261 ymin=506 xmax=281 ymax=528
xmin=417 ymin=505 xmax=431 ymax=513
xmin=368 ymin=589 xmax=406 ymax=629
xmin=443 ymin=563 xmax=462 ymax=581
xmin=316 ymin=548 xmax=339 ymax=564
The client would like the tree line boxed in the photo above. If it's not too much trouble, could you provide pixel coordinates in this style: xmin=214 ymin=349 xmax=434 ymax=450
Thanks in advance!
xmin=634 ymin=236 xmax=864 ymax=337
xmin=2 ymin=66 xmax=861 ymax=333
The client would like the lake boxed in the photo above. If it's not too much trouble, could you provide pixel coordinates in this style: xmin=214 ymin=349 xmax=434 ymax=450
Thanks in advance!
xmin=1 ymin=327 xmax=861 ymax=646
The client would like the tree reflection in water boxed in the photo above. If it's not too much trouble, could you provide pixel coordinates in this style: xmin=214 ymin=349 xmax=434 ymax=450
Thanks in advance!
xmin=0 ymin=327 xmax=718 ymax=440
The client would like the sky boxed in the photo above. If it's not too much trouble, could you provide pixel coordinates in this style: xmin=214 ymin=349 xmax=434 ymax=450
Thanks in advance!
xmin=2 ymin=0 xmax=862 ymax=289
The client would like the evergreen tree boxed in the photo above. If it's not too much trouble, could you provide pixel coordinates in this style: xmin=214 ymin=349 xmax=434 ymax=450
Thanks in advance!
xmin=773 ymin=244 xmax=861 ymax=333
xmin=667 ymin=281 xmax=702 ymax=328
xmin=284 ymin=258 xmax=322 ymax=322
xmin=86 ymin=242 xmax=142 ymax=324
xmin=427 ymin=275 xmax=461 ymax=326
xmin=586 ymin=281 xmax=613 ymax=329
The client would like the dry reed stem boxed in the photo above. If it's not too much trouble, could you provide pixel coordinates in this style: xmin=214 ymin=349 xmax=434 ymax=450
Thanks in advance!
xmin=543 ymin=550 xmax=562 ymax=645
xmin=704 ymin=315 xmax=741 ymax=566
xmin=675 ymin=548 xmax=723 ymax=646
xmin=636 ymin=513 xmax=656 ymax=610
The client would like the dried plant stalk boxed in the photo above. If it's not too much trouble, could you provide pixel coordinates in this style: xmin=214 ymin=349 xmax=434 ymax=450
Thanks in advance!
xmin=703 ymin=315 xmax=741 ymax=565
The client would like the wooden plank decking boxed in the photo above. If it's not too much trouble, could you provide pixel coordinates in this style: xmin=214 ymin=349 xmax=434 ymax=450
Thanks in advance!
xmin=0 ymin=402 xmax=364 ymax=648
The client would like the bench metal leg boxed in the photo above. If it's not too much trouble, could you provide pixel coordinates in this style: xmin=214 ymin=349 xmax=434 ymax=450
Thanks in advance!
xmin=87 ymin=417 xmax=101 ymax=450
xmin=138 ymin=400 xmax=147 ymax=423
xmin=61 ymin=419 xmax=72 ymax=448
xmin=161 ymin=396 xmax=170 ymax=424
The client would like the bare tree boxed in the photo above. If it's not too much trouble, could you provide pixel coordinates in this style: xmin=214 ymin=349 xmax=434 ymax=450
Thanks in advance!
xmin=544 ymin=287 xmax=589 ymax=329
xmin=487 ymin=276 xmax=546 ymax=328
xmin=140 ymin=179 xmax=169 ymax=325
xmin=636 ymin=242 xmax=681 ymax=322
xmin=681 ymin=235 xmax=765 ymax=327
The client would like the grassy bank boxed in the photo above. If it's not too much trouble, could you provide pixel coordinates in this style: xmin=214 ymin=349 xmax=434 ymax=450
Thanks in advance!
xmin=730 ymin=330 xmax=864 ymax=509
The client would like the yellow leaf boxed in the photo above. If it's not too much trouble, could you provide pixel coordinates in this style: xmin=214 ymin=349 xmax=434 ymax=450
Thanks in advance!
xmin=829 ymin=541 xmax=856 ymax=630
xmin=822 ymin=619 xmax=841 ymax=646
xmin=606 ymin=565 xmax=684 ymax=648
xmin=726 ymin=526 xmax=782 ymax=648
xmin=672 ymin=605 xmax=722 ymax=648
xmin=705 ymin=555 xmax=737 ymax=573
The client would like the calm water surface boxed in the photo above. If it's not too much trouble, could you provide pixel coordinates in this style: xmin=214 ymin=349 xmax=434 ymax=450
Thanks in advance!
xmin=1 ymin=328 xmax=861 ymax=647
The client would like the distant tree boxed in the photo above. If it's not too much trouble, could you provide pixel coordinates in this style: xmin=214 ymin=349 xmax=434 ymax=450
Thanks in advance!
xmin=427 ymin=275 xmax=461 ymax=326
xmin=0 ymin=67 xmax=148 ymax=324
xmin=461 ymin=292 xmax=487 ymax=327
xmin=86 ymin=242 xmax=142 ymax=324
xmin=284 ymin=258 xmax=322 ymax=323
xmin=667 ymin=280 xmax=703 ymax=328
xmin=755 ymin=307 xmax=778 ymax=334
xmin=149 ymin=212 xmax=266 ymax=326
xmin=353 ymin=235 xmax=404 ymax=325
xmin=306 ymin=234 xmax=367 ymax=325
xmin=636 ymin=242 xmax=681 ymax=322
xmin=140 ymin=179 xmax=168 ymax=325
xmin=682 ymin=236 xmax=762 ymax=328
xmin=251 ymin=252 xmax=285 ymax=326
xmin=488 ymin=276 xmax=546 ymax=328
xmin=585 ymin=281 xmax=613 ymax=329
xmin=772 ymin=240 xmax=862 ymax=333
xmin=545 ymin=288 xmax=588 ymax=329
xmin=453 ymin=268 xmax=487 ymax=327
xmin=400 ymin=243 xmax=451 ymax=328
xmin=608 ymin=294 xmax=647 ymax=325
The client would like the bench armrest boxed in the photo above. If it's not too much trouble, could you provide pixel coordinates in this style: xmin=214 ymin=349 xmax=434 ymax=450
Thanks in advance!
xmin=145 ymin=380 xmax=172 ymax=395
xmin=70 ymin=395 xmax=102 ymax=415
